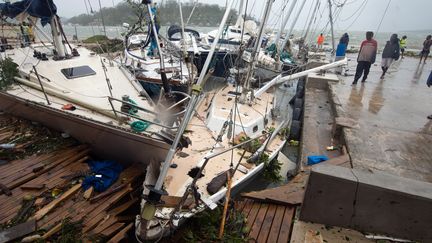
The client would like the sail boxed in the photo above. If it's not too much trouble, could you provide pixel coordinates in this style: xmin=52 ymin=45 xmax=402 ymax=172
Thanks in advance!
xmin=0 ymin=0 xmax=57 ymax=26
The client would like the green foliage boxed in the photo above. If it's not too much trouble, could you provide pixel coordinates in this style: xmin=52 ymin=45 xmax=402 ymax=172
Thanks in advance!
xmin=278 ymin=127 xmax=289 ymax=139
xmin=54 ymin=218 xmax=84 ymax=243
xmin=258 ymin=153 xmax=283 ymax=183
xmin=82 ymin=35 xmax=109 ymax=43
xmin=66 ymin=1 xmax=239 ymax=27
xmin=83 ymin=35 xmax=124 ymax=54
xmin=0 ymin=57 xmax=18 ymax=90
xmin=180 ymin=206 xmax=248 ymax=242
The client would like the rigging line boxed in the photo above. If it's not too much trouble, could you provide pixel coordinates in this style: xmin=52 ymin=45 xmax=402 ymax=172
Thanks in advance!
xmin=338 ymin=0 xmax=367 ymax=22
xmin=301 ymin=0 xmax=316 ymax=37
xmin=342 ymin=0 xmax=368 ymax=32
xmin=375 ymin=0 xmax=391 ymax=34
xmin=83 ymin=0 xmax=96 ymax=36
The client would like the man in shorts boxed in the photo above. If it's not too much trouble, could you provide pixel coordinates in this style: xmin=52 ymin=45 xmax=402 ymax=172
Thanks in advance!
xmin=420 ymin=35 xmax=432 ymax=64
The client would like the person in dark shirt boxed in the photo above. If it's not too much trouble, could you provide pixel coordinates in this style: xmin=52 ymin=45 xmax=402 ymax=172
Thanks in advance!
xmin=380 ymin=34 xmax=400 ymax=79
xmin=420 ymin=35 xmax=432 ymax=64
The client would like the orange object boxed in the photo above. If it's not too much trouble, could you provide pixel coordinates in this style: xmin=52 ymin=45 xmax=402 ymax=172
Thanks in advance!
xmin=317 ymin=35 xmax=325 ymax=44
xmin=62 ymin=104 xmax=76 ymax=111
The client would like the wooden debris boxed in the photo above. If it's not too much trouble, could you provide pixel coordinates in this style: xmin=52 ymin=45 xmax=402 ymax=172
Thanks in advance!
xmin=0 ymin=183 xmax=11 ymax=196
xmin=107 ymin=223 xmax=133 ymax=243
xmin=42 ymin=222 xmax=62 ymax=239
xmin=90 ymin=183 xmax=128 ymax=204
xmin=83 ymin=187 xmax=94 ymax=200
xmin=241 ymin=173 xmax=308 ymax=206
xmin=33 ymin=183 xmax=82 ymax=220
xmin=207 ymin=169 xmax=233 ymax=195
xmin=0 ymin=219 xmax=36 ymax=243
xmin=21 ymin=234 xmax=42 ymax=242
xmin=20 ymin=184 xmax=46 ymax=190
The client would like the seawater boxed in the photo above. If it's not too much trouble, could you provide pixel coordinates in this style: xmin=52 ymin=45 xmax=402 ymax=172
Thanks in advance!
xmin=54 ymin=25 xmax=430 ymax=51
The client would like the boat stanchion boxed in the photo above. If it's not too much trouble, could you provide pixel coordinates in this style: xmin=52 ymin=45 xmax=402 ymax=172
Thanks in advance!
xmin=32 ymin=66 xmax=50 ymax=105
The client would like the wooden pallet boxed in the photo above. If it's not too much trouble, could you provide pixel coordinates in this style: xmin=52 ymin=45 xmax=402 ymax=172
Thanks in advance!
xmin=236 ymin=199 xmax=295 ymax=243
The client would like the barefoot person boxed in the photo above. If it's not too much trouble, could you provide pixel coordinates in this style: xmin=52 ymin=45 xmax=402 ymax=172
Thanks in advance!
xmin=352 ymin=31 xmax=377 ymax=85
xmin=420 ymin=35 xmax=432 ymax=64
xmin=380 ymin=34 xmax=400 ymax=79
xmin=399 ymin=35 xmax=407 ymax=58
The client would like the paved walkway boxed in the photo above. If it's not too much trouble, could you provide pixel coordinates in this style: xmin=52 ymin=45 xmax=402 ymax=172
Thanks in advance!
xmin=332 ymin=55 xmax=432 ymax=182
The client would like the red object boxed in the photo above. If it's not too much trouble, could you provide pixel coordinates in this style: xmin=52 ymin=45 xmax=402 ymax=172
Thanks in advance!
xmin=62 ymin=104 xmax=76 ymax=111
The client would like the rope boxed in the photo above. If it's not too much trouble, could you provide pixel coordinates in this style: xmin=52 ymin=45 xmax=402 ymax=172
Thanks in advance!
xmin=375 ymin=0 xmax=391 ymax=35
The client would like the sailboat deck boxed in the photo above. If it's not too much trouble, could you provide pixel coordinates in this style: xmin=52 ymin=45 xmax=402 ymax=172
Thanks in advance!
xmin=3 ymin=44 xmax=164 ymax=135
xmin=163 ymin=89 xmax=286 ymax=199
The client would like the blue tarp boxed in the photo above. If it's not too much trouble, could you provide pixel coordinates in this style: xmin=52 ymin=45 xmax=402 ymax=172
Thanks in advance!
xmin=307 ymin=155 xmax=329 ymax=165
xmin=82 ymin=160 xmax=123 ymax=192
xmin=0 ymin=0 xmax=57 ymax=26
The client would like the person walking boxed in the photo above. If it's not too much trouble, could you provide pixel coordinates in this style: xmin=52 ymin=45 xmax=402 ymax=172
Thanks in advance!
xmin=335 ymin=33 xmax=349 ymax=74
xmin=419 ymin=35 xmax=432 ymax=64
xmin=352 ymin=31 xmax=377 ymax=85
xmin=380 ymin=34 xmax=400 ymax=79
xmin=399 ymin=35 xmax=407 ymax=58
xmin=317 ymin=33 xmax=325 ymax=50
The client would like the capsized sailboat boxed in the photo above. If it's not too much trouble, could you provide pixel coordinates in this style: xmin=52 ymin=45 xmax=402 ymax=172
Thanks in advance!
xmin=0 ymin=0 xmax=190 ymax=164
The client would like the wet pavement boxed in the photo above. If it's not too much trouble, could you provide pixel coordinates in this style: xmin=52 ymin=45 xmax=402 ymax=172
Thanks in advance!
xmin=332 ymin=55 xmax=432 ymax=183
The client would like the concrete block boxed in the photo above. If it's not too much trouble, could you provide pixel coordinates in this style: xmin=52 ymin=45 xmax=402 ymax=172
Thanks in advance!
xmin=352 ymin=169 xmax=432 ymax=241
xmin=306 ymin=73 xmax=339 ymax=90
xmin=300 ymin=164 xmax=357 ymax=228
xmin=300 ymin=164 xmax=432 ymax=241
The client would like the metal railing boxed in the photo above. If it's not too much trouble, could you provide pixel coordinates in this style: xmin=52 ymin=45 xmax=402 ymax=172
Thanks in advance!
xmin=107 ymin=96 xmax=180 ymax=130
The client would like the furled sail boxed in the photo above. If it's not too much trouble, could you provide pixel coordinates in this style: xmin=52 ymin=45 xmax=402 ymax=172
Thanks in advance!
xmin=0 ymin=0 xmax=57 ymax=26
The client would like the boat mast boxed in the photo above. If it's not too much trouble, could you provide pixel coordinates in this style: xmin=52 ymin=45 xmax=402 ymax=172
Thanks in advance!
xmin=328 ymin=0 xmax=335 ymax=53
xmin=50 ymin=16 xmax=66 ymax=58
xmin=235 ymin=0 xmax=245 ymax=27
xmin=280 ymin=0 xmax=307 ymax=53
xmin=149 ymin=0 xmax=236 ymax=198
xmin=274 ymin=0 xmax=298 ymax=52
xmin=303 ymin=0 xmax=320 ymax=42
xmin=145 ymin=1 xmax=171 ymax=95
xmin=242 ymin=0 xmax=274 ymax=102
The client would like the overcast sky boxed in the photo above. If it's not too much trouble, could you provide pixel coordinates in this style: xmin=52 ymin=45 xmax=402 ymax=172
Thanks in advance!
xmin=54 ymin=0 xmax=431 ymax=32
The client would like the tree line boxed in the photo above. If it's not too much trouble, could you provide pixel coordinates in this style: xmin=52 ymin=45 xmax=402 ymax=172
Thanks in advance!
xmin=66 ymin=0 xmax=239 ymax=27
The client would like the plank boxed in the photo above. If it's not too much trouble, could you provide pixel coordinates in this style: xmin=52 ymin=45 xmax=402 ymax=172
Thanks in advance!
xmin=0 ymin=219 xmax=36 ymax=243
xmin=242 ymin=199 xmax=254 ymax=215
xmin=107 ymin=223 xmax=133 ymax=243
xmin=100 ymin=222 xmax=125 ymax=238
xmin=267 ymin=205 xmax=286 ymax=243
xmin=277 ymin=206 xmax=295 ymax=243
xmin=246 ymin=202 xmax=261 ymax=232
xmin=108 ymin=197 xmax=139 ymax=216
xmin=1 ymin=148 xmax=89 ymax=193
xmin=248 ymin=203 xmax=269 ymax=241
xmin=33 ymin=183 xmax=82 ymax=220
xmin=256 ymin=204 xmax=277 ymax=243
xmin=242 ymin=173 xmax=307 ymax=206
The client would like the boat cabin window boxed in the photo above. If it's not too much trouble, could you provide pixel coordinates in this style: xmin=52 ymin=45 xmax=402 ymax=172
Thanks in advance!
xmin=253 ymin=125 xmax=258 ymax=133
xmin=61 ymin=66 xmax=96 ymax=79
xmin=230 ymin=29 xmax=242 ymax=34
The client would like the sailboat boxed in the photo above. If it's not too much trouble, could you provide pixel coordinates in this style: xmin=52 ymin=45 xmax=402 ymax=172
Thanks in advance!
xmin=135 ymin=0 xmax=347 ymax=240
xmin=0 ymin=0 xmax=189 ymax=164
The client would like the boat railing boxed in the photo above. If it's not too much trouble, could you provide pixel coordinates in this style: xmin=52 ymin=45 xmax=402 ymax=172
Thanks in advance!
xmin=107 ymin=96 xmax=179 ymax=130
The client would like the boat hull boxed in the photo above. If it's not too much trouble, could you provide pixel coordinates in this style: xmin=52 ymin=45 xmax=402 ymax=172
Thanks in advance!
xmin=0 ymin=92 xmax=170 ymax=165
